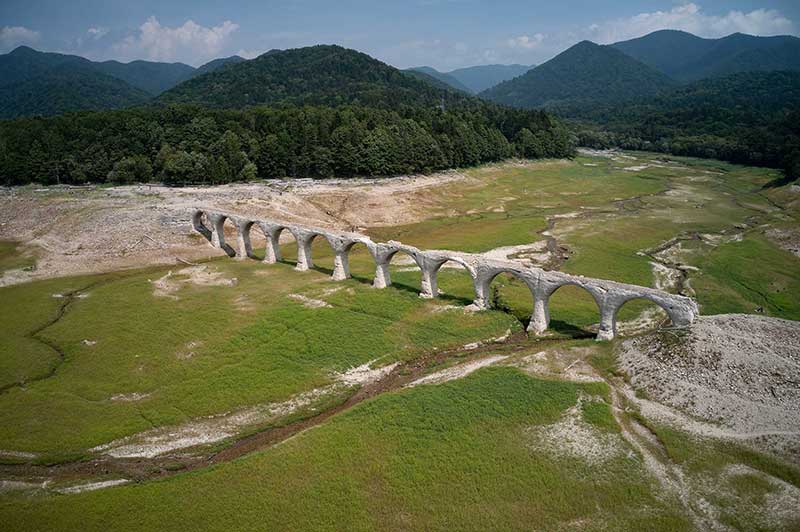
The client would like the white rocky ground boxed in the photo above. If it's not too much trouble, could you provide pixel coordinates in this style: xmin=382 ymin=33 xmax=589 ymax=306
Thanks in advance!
xmin=617 ymin=314 xmax=800 ymax=461
xmin=91 ymin=360 xmax=397 ymax=459
xmin=0 ymin=171 xmax=472 ymax=284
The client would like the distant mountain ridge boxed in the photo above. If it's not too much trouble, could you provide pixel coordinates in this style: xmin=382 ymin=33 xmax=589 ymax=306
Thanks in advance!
xmin=407 ymin=66 xmax=471 ymax=93
xmin=0 ymin=46 xmax=194 ymax=95
xmin=0 ymin=47 xmax=252 ymax=117
xmin=480 ymin=41 xmax=675 ymax=111
xmin=449 ymin=64 xmax=533 ymax=93
xmin=612 ymin=30 xmax=800 ymax=81
xmin=406 ymin=64 xmax=533 ymax=93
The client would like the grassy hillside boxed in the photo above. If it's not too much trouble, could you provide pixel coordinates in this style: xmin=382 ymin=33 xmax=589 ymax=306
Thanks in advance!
xmin=480 ymin=41 xmax=675 ymax=112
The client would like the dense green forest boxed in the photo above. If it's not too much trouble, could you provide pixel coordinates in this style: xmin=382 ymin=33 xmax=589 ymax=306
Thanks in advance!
xmin=0 ymin=64 xmax=152 ymax=119
xmin=572 ymin=71 xmax=800 ymax=178
xmin=0 ymin=104 xmax=573 ymax=186
xmin=158 ymin=45 xmax=471 ymax=109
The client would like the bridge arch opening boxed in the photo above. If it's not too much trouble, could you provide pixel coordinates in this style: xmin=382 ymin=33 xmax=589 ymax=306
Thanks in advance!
xmin=485 ymin=270 xmax=535 ymax=329
xmin=434 ymin=259 xmax=478 ymax=306
xmin=216 ymin=215 xmax=237 ymax=257
xmin=546 ymin=283 xmax=602 ymax=338
xmin=339 ymin=241 xmax=375 ymax=284
xmin=382 ymin=249 xmax=423 ymax=297
xmin=237 ymin=220 xmax=266 ymax=260
xmin=614 ymin=296 xmax=673 ymax=337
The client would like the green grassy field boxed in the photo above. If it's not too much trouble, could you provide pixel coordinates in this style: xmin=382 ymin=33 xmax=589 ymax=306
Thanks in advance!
xmin=1 ymin=151 xmax=798 ymax=530
xmin=0 ymin=368 xmax=693 ymax=532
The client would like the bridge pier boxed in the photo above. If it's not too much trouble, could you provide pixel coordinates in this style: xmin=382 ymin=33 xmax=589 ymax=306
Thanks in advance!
xmin=529 ymin=295 xmax=550 ymax=335
xmin=370 ymin=243 xmax=402 ymax=289
xmin=416 ymin=255 xmax=444 ymax=299
xmin=290 ymin=228 xmax=317 ymax=271
xmin=325 ymin=235 xmax=362 ymax=281
xmin=233 ymin=219 xmax=254 ymax=261
xmin=258 ymin=223 xmax=283 ymax=264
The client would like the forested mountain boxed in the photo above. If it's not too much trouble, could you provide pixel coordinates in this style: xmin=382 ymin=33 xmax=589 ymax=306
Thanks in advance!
xmin=612 ymin=30 xmax=800 ymax=81
xmin=575 ymin=71 xmax=800 ymax=177
xmin=448 ymin=64 xmax=532 ymax=93
xmin=191 ymin=55 xmax=247 ymax=78
xmin=93 ymin=59 xmax=194 ymax=95
xmin=159 ymin=45 xmax=471 ymax=108
xmin=0 ymin=63 xmax=151 ymax=119
xmin=480 ymin=41 xmax=675 ymax=112
xmin=0 ymin=46 xmax=93 ymax=87
xmin=407 ymin=66 xmax=471 ymax=93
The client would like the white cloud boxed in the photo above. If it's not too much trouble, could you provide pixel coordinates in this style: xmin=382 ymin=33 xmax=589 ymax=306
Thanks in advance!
xmin=87 ymin=27 xmax=109 ymax=40
xmin=589 ymin=3 xmax=795 ymax=44
xmin=0 ymin=25 xmax=41 ymax=51
xmin=506 ymin=34 xmax=545 ymax=50
xmin=112 ymin=17 xmax=239 ymax=65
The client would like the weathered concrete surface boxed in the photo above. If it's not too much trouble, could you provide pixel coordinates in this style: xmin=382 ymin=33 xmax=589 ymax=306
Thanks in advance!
xmin=192 ymin=208 xmax=700 ymax=340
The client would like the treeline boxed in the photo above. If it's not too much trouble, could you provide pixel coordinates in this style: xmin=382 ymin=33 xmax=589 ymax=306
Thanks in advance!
xmin=571 ymin=71 xmax=800 ymax=178
xmin=0 ymin=104 xmax=573 ymax=186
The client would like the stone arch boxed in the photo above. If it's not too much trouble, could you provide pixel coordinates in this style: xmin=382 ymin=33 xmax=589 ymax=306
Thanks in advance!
xmin=538 ymin=281 xmax=605 ymax=338
xmin=323 ymin=236 xmax=374 ymax=282
xmin=198 ymin=211 xmax=235 ymax=257
xmin=611 ymin=293 xmax=693 ymax=336
xmin=429 ymin=257 xmax=479 ymax=305
xmin=288 ymin=227 xmax=325 ymax=271
xmin=370 ymin=246 xmax=425 ymax=294
xmin=257 ymin=222 xmax=295 ymax=264
xmin=230 ymin=218 xmax=261 ymax=261
xmin=476 ymin=268 xmax=538 ymax=329
xmin=218 ymin=215 xmax=238 ymax=258
xmin=191 ymin=210 xmax=212 ymax=243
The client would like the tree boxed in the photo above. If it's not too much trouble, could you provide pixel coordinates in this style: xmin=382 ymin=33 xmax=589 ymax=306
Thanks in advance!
xmin=108 ymin=155 xmax=153 ymax=184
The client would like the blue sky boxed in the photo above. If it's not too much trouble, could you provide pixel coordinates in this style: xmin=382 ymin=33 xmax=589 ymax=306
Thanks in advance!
xmin=1 ymin=1 xmax=799 ymax=69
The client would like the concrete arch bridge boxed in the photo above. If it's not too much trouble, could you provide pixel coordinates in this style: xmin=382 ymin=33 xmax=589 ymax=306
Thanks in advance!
xmin=192 ymin=208 xmax=699 ymax=341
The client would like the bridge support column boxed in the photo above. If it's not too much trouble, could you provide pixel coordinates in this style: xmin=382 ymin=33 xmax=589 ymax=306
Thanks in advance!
xmin=419 ymin=261 xmax=441 ymax=299
xmin=234 ymin=221 xmax=253 ymax=261
xmin=208 ymin=214 xmax=235 ymax=257
xmin=472 ymin=276 xmax=491 ymax=309
xmin=373 ymin=262 xmax=391 ymax=288
xmin=597 ymin=303 xmax=618 ymax=341
xmin=529 ymin=294 xmax=550 ymax=335
xmin=209 ymin=215 xmax=224 ymax=249
xmin=292 ymin=229 xmax=316 ymax=271
xmin=263 ymin=232 xmax=282 ymax=263
xmin=192 ymin=211 xmax=212 ymax=243
xmin=332 ymin=251 xmax=350 ymax=281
